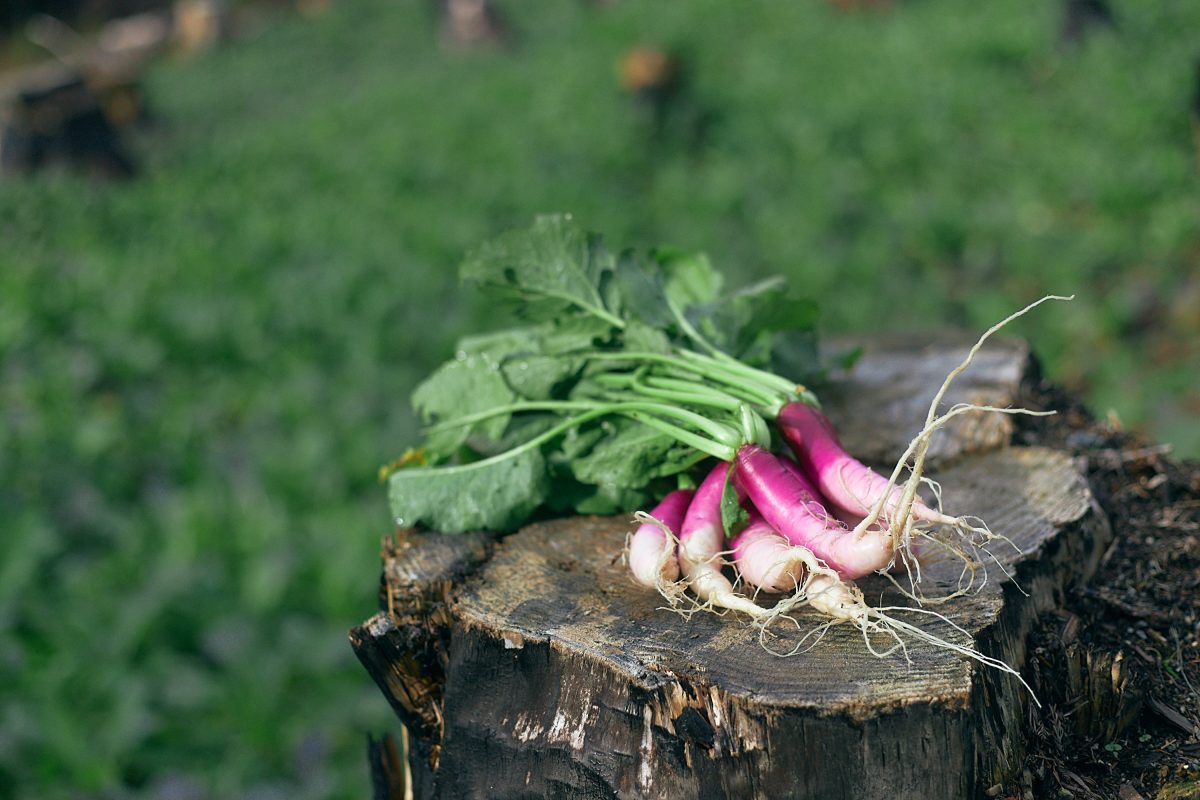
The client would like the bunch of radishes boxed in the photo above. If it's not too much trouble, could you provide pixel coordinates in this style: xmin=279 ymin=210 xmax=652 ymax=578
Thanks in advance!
xmin=388 ymin=217 xmax=1067 ymax=691
xmin=622 ymin=297 xmax=1066 ymax=694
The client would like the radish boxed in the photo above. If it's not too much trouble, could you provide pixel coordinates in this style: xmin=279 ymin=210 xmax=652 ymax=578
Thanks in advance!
xmin=628 ymin=488 xmax=693 ymax=588
xmin=775 ymin=453 xmax=870 ymax=529
xmin=734 ymin=445 xmax=894 ymax=580
xmin=675 ymin=462 xmax=768 ymax=617
xmin=772 ymin=453 xmax=912 ymax=573
xmin=777 ymin=397 xmax=1008 ymax=595
xmin=778 ymin=402 xmax=951 ymax=528
xmin=728 ymin=510 xmax=811 ymax=593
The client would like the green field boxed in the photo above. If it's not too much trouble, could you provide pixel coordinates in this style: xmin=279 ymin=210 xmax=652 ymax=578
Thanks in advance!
xmin=2 ymin=0 xmax=1198 ymax=796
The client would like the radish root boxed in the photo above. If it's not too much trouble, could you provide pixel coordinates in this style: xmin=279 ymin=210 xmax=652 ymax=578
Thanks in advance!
xmin=850 ymin=295 xmax=1073 ymax=599
xmin=634 ymin=516 xmax=771 ymax=620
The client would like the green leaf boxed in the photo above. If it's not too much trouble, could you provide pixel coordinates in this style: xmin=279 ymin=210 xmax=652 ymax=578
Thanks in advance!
xmin=453 ymin=318 xmax=612 ymax=403
xmin=693 ymin=279 xmax=820 ymax=380
xmin=744 ymin=293 xmax=820 ymax=342
xmin=460 ymin=215 xmax=622 ymax=329
xmin=501 ymin=354 xmax=581 ymax=400
xmin=480 ymin=412 xmax=562 ymax=455
xmin=541 ymin=315 xmax=615 ymax=352
xmin=496 ymin=316 xmax=615 ymax=400
xmin=768 ymin=326 xmax=821 ymax=385
xmin=657 ymin=444 xmax=710 ymax=477
xmin=573 ymin=483 xmax=661 ymax=516
xmin=411 ymin=353 xmax=516 ymax=460
xmin=620 ymin=320 xmax=673 ymax=355
xmin=653 ymin=247 xmax=724 ymax=310
xmin=613 ymin=250 xmax=673 ymax=330
xmin=719 ymin=469 xmax=748 ymax=539
xmin=454 ymin=327 xmax=538 ymax=360
xmin=569 ymin=418 xmax=681 ymax=489
xmin=552 ymin=423 xmax=607 ymax=463
xmin=387 ymin=447 xmax=548 ymax=533
xmin=544 ymin=425 xmax=676 ymax=516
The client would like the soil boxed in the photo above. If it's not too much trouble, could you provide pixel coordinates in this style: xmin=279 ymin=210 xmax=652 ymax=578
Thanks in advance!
xmin=1008 ymin=370 xmax=1200 ymax=800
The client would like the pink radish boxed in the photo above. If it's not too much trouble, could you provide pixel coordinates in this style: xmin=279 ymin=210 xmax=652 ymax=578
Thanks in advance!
xmin=677 ymin=462 xmax=765 ymax=616
xmin=776 ymin=451 xmax=917 ymax=574
xmin=628 ymin=488 xmax=694 ymax=587
xmin=778 ymin=402 xmax=988 ymax=588
xmin=775 ymin=455 xmax=845 ymax=524
xmin=777 ymin=403 xmax=954 ymax=529
xmin=734 ymin=445 xmax=894 ymax=580
xmin=728 ymin=510 xmax=809 ymax=593
xmin=780 ymin=453 xmax=864 ymax=526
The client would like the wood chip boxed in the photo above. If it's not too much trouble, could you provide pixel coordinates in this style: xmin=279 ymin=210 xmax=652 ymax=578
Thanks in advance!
xmin=1148 ymin=695 xmax=1200 ymax=736
xmin=1118 ymin=783 xmax=1146 ymax=800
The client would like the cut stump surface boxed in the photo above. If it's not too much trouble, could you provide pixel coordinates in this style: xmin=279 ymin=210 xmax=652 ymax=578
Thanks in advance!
xmin=820 ymin=333 xmax=1031 ymax=467
xmin=351 ymin=336 xmax=1112 ymax=800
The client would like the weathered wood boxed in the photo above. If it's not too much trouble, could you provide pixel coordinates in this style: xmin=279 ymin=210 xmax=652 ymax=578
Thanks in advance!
xmin=351 ymin=336 xmax=1110 ymax=799
xmin=367 ymin=732 xmax=408 ymax=800
xmin=351 ymin=530 xmax=494 ymax=788
xmin=821 ymin=333 xmax=1031 ymax=468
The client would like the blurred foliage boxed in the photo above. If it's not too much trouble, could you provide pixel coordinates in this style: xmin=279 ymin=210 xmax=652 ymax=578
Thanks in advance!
xmin=1 ymin=0 xmax=1198 ymax=796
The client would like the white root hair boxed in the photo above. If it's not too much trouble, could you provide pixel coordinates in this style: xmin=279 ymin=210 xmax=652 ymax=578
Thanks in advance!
xmin=754 ymin=573 xmax=1041 ymax=706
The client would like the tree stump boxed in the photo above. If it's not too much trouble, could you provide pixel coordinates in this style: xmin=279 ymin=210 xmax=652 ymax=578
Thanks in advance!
xmin=350 ymin=336 xmax=1113 ymax=799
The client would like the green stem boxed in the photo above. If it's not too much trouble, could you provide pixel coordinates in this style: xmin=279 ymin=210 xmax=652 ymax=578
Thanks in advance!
xmin=637 ymin=384 xmax=742 ymax=411
xmin=595 ymin=372 xmax=743 ymax=412
xmin=403 ymin=409 xmax=615 ymax=478
xmin=676 ymin=348 xmax=798 ymax=397
xmin=425 ymin=398 xmax=742 ymax=449
xmin=418 ymin=404 xmax=735 ymax=468
xmin=581 ymin=302 xmax=626 ymax=330
xmin=738 ymin=404 xmax=771 ymax=448
xmin=424 ymin=400 xmax=594 ymax=433
xmin=643 ymin=374 xmax=781 ymax=415
xmin=597 ymin=369 xmax=771 ymax=409
xmin=666 ymin=297 xmax=723 ymax=358
xmin=618 ymin=402 xmax=742 ymax=447
xmin=516 ymin=284 xmax=626 ymax=331
xmin=620 ymin=411 xmax=736 ymax=462
xmin=585 ymin=351 xmax=792 ymax=411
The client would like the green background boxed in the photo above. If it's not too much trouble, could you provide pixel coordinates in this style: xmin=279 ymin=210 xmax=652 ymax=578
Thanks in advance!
xmin=1 ymin=0 xmax=1197 ymax=796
